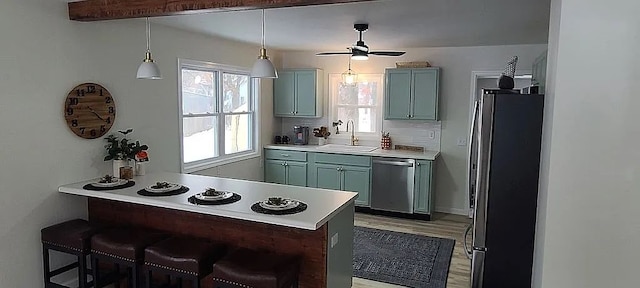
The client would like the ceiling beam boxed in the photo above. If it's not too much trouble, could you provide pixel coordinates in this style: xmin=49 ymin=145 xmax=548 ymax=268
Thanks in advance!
xmin=68 ymin=0 xmax=378 ymax=21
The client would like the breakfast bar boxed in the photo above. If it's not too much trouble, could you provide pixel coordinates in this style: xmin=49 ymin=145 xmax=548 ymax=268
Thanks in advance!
xmin=58 ymin=172 xmax=358 ymax=288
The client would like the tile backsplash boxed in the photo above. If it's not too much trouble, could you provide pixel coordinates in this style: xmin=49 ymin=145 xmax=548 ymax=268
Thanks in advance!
xmin=278 ymin=117 xmax=441 ymax=152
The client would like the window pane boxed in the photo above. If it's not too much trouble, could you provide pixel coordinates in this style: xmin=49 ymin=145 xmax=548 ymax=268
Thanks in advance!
xmin=356 ymin=81 xmax=379 ymax=106
xmin=223 ymin=73 xmax=250 ymax=113
xmin=337 ymin=107 xmax=377 ymax=133
xmin=183 ymin=116 xmax=217 ymax=163
xmin=225 ymin=114 xmax=251 ymax=154
xmin=182 ymin=69 xmax=216 ymax=115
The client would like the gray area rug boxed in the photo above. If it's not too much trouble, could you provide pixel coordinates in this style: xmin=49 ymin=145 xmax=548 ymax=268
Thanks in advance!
xmin=353 ymin=226 xmax=455 ymax=288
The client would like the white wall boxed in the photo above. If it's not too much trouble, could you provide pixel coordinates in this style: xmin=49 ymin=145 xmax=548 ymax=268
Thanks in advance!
xmin=534 ymin=0 xmax=640 ymax=287
xmin=0 ymin=0 xmax=273 ymax=286
xmin=281 ymin=45 xmax=547 ymax=215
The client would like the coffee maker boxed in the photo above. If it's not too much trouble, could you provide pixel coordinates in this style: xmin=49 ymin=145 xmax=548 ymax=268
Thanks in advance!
xmin=293 ymin=126 xmax=310 ymax=145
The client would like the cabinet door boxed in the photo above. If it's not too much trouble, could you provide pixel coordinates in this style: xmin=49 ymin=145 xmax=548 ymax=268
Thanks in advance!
xmin=294 ymin=70 xmax=317 ymax=117
xmin=411 ymin=69 xmax=439 ymax=120
xmin=315 ymin=164 xmax=341 ymax=190
xmin=265 ymin=160 xmax=286 ymax=184
xmin=274 ymin=71 xmax=295 ymax=117
xmin=414 ymin=160 xmax=432 ymax=214
xmin=286 ymin=161 xmax=308 ymax=187
xmin=385 ymin=69 xmax=412 ymax=119
xmin=342 ymin=166 xmax=371 ymax=207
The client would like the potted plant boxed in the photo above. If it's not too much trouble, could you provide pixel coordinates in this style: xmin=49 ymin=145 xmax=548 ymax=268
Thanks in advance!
xmin=104 ymin=128 xmax=148 ymax=177
xmin=313 ymin=126 xmax=331 ymax=146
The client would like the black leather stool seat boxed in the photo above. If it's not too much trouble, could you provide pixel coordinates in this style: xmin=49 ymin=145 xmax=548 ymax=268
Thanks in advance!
xmin=145 ymin=237 xmax=226 ymax=276
xmin=41 ymin=219 xmax=100 ymax=288
xmin=41 ymin=219 xmax=97 ymax=253
xmin=212 ymin=249 xmax=300 ymax=288
xmin=91 ymin=228 xmax=168 ymax=262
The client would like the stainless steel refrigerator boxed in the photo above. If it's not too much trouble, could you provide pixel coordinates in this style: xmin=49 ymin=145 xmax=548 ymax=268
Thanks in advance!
xmin=464 ymin=89 xmax=544 ymax=288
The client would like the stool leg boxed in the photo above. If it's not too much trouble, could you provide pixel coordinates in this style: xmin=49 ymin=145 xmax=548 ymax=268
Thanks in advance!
xmin=145 ymin=269 xmax=152 ymax=288
xmin=192 ymin=276 xmax=200 ymax=288
xmin=132 ymin=264 xmax=139 ymax=288
xmin=78 ymin=252 xmax=87 ymax=288
xmin=42 ymin=245 xmax=51 ymax=287
xmin=114 ymin=264 xmax=121 ymax=288
xmin=91 ymin=256 xmax=99 ymax=288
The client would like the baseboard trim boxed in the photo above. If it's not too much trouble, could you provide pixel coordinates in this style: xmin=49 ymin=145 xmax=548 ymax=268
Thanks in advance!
xmin=435 ymin=206 xmax=468 ymax=216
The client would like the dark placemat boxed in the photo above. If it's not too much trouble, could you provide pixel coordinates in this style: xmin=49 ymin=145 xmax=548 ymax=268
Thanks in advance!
xmin=83 ymin=181 xmax=136 ymax=191
xmin=137 ymin=186 xmax=189 ymax=197
xmin=187 ymin=193 xmax=241 ymax=205
xmin=251 ymin=201 xmax=308 ymax=215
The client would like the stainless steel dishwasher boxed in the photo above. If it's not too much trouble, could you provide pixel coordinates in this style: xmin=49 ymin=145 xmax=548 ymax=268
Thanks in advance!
xmin=371 ymin=157 xmax=415 ymax=214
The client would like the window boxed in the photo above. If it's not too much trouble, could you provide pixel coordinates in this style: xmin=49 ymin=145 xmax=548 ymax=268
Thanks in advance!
xmin=329 ymin=74 xmax=383 ymax=136
xmin=179 ymin=59 xmax=257 ymax=172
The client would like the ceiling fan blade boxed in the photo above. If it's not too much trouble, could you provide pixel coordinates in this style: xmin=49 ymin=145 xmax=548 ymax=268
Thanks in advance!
xmin=316 ymin=52 xmax=353 ymax=56
xmin=369 ymin=51 xmax=406 ymax=56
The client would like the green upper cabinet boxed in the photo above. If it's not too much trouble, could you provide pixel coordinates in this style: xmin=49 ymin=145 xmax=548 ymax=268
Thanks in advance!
xmin=273 ymin=69 xmax=323 ymax=118
xmin=414 ymin=160 xmax=434 ymax=214
xmin=385 ymin=67 xmax=440 ymax=121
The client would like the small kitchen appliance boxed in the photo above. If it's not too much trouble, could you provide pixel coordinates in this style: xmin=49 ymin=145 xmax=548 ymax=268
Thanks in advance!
xmin=293 ymin=126 xmax=309 ymax=145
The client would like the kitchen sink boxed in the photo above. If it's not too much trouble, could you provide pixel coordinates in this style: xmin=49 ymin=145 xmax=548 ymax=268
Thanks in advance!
xmin=315 ymin=144 xmax=378 ymax=153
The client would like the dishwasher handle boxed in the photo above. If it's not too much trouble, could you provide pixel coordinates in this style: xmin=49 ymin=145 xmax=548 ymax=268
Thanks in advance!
xmin=372 ymin=159 xmax=415 ymax=167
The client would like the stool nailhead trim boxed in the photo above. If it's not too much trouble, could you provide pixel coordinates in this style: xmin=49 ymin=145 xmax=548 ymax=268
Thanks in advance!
xmin=91 ymin=250 xmax=135 ymax=263
xmin=43 ymin=241 xmax=84 ymax=253
xmin=144 ymin=262 xmax=198 ymax=276
xmin=213 ymin=277 xmax=253 ymax=288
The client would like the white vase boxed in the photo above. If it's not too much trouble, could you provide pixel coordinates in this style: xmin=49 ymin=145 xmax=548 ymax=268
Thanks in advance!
xmin=318 ymin=138 xmax=327 ymax=146
xmin=112 ymin=160 xmax=128 ymax=178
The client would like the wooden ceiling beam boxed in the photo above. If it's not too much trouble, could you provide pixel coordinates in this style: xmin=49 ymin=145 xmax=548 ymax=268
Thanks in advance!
xmin=68 ymin=0 xmax=377 ymax=21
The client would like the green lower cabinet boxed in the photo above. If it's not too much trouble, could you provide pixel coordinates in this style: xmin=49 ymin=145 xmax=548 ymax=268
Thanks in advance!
xmin=414 ymin=160 xmax=433 ymax=214
xmin=314 ymin=164 xmax=342 ymax=190
xmin=286 ymin=162 xmax=308 ymax=187
xmin=265 ymin=160 xmax=287 ymax=185
xmin=264 ymin=160 xmax=307 ymax=187
xmin=342 ymin=166 xmax=371 ymax=207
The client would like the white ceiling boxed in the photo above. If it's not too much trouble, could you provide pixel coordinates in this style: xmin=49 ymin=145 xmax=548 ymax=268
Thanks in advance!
xmin=61 ymin=0 xmax=551 ymax=51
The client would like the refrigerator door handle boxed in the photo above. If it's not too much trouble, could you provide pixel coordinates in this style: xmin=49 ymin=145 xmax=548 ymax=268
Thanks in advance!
xmin=468 ymin=100 xmax=479 ymax=213
xmin=471 ymin=250 xmax=486 ymax=288
xmin=463 ymin=223 xmax=473 ymax=259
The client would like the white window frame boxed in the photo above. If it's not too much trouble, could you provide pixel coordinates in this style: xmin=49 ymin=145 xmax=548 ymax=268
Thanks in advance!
xmin=178 ymin=59 xmax=260 ymax=173
xmin=328 ymin=73 xmax=384 ymax=140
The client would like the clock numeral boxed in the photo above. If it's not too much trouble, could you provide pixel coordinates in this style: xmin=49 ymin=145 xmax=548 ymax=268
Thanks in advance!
xmin=71 ymin=120 xmax=78 ymax=127
xmin=108 ymin=107 xmax=114 ymax=114
xmin=80 ymin=128 xmax=85 ymax=135
xmin=90 ymin=129 xmax=97 ymax=137
xmin=69 ymin=98 xmax=79 ymax=105
xmin=66 ymin=108 xmax=74 ymax=116
xmin=106 ymin=117 xmax=111 ymax=124
xmin=86 ymin=85 xmax=96 ymax=94
xmin=99 ymin=89 xmax=104 ymax=96
xmin=100 ymin=125 xmax=106 ymax=133
xmin=105 ymin=97 xmax=112 ymax=104
xmin=76 ymin=89 xmax=85 ymax=97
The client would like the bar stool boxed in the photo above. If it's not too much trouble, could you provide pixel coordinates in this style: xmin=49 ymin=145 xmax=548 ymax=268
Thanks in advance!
xmin=91 ymin=228 xmax=168 ymax=288
xmin=41 ymin=219 xmax=99 ymax=288
xmin=212 ymin=249 xmax=300 ymax=288
xmin=144 ymin=237 xmax=227 ymax=288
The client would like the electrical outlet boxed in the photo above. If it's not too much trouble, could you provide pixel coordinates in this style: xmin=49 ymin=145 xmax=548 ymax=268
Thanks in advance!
xmin=428 ymin=131 xmax=435 ymax=139
xmin=457 ymin=137 xmax=467 ymax=146
xmin=331 ymin=233 xmax=339 ymax=248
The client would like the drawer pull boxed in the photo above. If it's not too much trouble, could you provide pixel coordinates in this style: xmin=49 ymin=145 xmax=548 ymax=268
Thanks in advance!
xmin=281 ymin=154 xmax=290 ymax=157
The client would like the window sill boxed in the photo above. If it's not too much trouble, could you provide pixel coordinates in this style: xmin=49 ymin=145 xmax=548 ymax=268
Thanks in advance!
xmin=183 ymin=152 xmax=260 ymax=174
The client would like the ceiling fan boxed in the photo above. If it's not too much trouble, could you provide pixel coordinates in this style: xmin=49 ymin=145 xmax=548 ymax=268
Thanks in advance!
xmin=316 ymin=24 xmax=406 ymax=60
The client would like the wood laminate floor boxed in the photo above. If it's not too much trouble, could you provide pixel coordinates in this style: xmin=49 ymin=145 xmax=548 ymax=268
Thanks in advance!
xmin=352 ymin=212 xmax=472 ymax=288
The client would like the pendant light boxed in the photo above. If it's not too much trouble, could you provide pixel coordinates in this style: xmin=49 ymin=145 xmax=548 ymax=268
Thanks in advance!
xmin=342 ymin=54 xmax=358 ymax=85
xmin=137 ymin=17 xmax=162 ymax=80
xmin=251 ymin=10 xmax=278 ymax=79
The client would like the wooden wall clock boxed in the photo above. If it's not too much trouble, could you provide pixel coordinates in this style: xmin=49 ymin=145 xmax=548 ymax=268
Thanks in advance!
xmin=64 ymin=83 xmax=116 ymax=139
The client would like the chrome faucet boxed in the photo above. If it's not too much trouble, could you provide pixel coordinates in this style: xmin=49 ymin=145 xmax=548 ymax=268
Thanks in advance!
xmin=346 ymin=120 xmax=359 ymax=146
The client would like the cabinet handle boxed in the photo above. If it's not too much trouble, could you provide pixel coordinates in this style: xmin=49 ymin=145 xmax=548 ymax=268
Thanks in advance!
xmin=417 ymin=162 xmax=421 ymax=166
xmin=407 ymin=114 xmax=411 ymax=118
xmin=284 ymin=163 xmax=289 ymax=167
xmin=281 ymin=154 xmax=290 ymax=157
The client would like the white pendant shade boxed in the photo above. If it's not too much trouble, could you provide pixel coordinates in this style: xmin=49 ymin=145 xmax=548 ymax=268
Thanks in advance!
xmin=251 ymin=10 xmax=278 ymax=79
xmin=251 ymin=58 xmax=278 ymax=78
xmin=137 ymin=60 xmax=162 ymax=80
xmin=137 ymin=17 xmax=162 ymax=80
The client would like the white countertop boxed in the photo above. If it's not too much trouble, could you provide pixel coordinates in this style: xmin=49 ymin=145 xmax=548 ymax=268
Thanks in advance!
xmin=264 ymin=144 xmax=440 ymax=161
xmin=58 ymin=172 xmax=357 ymax=231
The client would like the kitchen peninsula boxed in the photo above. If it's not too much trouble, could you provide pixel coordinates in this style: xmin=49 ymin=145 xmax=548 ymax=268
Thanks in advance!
xmin=58 ymin=172 xmax=357 ymax=288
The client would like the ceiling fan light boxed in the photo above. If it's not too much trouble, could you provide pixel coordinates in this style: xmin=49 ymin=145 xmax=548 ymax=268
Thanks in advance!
xmin=351 ymin=55 xmax=369 ymax=61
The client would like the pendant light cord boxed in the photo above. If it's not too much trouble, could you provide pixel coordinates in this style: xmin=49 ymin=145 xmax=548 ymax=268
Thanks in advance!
xmin=146 ymin=17 xmax=151 ymax=52
xmin=261 ymin=10 xmax=266 ymax=48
